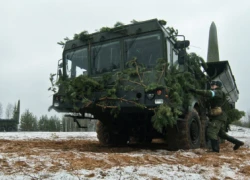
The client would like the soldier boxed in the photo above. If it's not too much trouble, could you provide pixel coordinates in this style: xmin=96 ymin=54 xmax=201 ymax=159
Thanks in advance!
xmin=189 ymin=80 xmax=244 ymax=152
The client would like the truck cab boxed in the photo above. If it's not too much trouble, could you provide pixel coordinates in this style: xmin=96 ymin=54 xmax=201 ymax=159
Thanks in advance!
xmin=52 ymin=19 xmax=189 ymax=115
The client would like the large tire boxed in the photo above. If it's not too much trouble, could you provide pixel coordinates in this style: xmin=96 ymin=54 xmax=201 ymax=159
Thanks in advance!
xmin=166 ymin=109 xmax=201 ymax=150
xmin=96 ymin=120 xmax=128 ymax=146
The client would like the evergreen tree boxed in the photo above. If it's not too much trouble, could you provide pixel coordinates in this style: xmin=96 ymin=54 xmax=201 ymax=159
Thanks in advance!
xmin=48 ymin=115 xmax=60 ymax=131
xmin=38 ymin=115 xmax=61 ymax=131
xmin=33 ymin=118 xmax=38 ymax=131
xmin=38 ymin=115 xmax=49 ymax=131
xmin=20 ymin=109 xmax=37 ymax=131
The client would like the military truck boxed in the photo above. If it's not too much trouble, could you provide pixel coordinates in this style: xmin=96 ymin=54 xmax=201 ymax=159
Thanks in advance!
xmin=0 ymin=100 xmax=20 ymax=132
xmin=50 ymin=19 xmax=239 ymax=150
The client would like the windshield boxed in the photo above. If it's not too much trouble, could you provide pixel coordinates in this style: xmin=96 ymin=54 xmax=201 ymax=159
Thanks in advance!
xmin=125 ymin=34 xmax=162 ymax=68
xmin=91 ymin=41 xmax=120 ymax=75
xmin=64 ymin=48 xmax=88 ymax=78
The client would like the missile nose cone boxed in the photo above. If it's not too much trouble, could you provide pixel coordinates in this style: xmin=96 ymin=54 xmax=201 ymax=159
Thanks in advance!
xmin=207 ymin=22 xmax=220 ymax=62
xmin=211 ymin=21 xmax=216 ymax=27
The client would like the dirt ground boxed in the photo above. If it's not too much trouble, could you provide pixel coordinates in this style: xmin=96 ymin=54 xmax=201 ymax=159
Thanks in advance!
xmin=0 ymin=138 xmax=249 ymax=179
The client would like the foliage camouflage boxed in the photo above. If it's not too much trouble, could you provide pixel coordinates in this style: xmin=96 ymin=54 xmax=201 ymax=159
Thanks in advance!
xmin=57 ymin=19 xmax=176 ymax=47
xmin=52 ymin=19 xmax=244 ymax=134
xmin=49 ymin=50 xmax=211 ymax=133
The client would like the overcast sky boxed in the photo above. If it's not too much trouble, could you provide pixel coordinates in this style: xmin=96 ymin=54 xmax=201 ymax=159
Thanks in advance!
xmin=0 ymin=0 xmax=250 ymax=119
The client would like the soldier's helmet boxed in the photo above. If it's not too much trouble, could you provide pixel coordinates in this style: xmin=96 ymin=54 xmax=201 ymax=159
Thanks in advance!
xmin=211 ymin=80 xmax=222 ymax=88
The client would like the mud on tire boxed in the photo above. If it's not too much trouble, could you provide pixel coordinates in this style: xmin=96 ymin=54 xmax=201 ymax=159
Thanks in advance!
xmin=96 ymin=120 xmax=128 ymax=146
xmin=166 ymin=109 xmax=201 ymax=150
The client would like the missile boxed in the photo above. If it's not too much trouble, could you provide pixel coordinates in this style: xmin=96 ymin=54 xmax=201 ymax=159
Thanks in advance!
xmin=207 ymin=22 xmax=220 ymax=62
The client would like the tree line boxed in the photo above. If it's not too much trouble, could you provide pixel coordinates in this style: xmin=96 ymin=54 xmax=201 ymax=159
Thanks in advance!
xmin=0 ymin=101 xmax=62 ymax=131
xmin=19 ymin=109 xmax=96 ymax=132
xmin=19 ymin=110 xmax=96 ymax=132
xmin=0 ymin=101 xmax=96 ymax=132
xmin=20 ymin=109 xmax=61 ymax=131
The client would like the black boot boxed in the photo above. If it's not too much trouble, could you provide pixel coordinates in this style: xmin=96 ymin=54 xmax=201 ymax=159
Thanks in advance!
xmin=233 ymin=142 xmax=244 ymax=150
xmin=211 ymin=139 xmax=220 ymax=153
xmin=226 ymin=136 xmax=244 ymax=150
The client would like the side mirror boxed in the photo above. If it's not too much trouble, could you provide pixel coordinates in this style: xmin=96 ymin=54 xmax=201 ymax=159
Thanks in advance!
xmin=58 ymin=63 xmax=63 ymax=68
xmin=174 ymin=40 xmax=190 ymax=49
xmin=178 ymin=49 xmax=187 ymax=65
xmin=58 ymin=69 xmax=62 ymax=77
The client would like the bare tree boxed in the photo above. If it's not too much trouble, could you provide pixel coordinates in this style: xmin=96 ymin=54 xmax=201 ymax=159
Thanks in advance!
xmin=5 ymin=103 xmax=14 ymax=119
xmin=0 ymin=102 xmax=3 ymax=118
xmin=246 ymin=110 xmax=250 ymax=127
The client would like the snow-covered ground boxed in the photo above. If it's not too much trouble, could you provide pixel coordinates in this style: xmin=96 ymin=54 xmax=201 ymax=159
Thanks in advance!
xmin=0 ymin=125 xmax=249 ymax=180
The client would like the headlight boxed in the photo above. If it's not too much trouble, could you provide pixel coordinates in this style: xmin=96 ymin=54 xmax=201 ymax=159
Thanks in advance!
xmin=155 ymin=99 xmax=163 ymax=104
xmin=54 ymin=102 xmax=59 ymax=107
xmin=146 ymin=93 xmax=155 ymax=100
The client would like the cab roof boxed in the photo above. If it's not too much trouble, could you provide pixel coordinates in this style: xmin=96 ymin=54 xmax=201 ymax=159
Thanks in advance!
xmin=64 ymin=19 xmax=166 ymax=51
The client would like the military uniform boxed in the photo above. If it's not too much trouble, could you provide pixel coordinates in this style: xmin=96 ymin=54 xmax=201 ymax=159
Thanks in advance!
xmin=192 ymin=81 xmax=244 ymax=152
xmin=196 ymin=88 xmax=226 ymax=140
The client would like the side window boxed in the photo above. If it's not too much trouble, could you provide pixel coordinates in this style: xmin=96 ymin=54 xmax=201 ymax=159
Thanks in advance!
xmin=167 ymin=40 xmax=178 ymax=66
xmin=173 ymin=50 xmax=178 ymax=65
xmin=167 ymin=40 xmax=173 ymax=65
xmin=65 ymin=48 xmax=88 ymax=78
